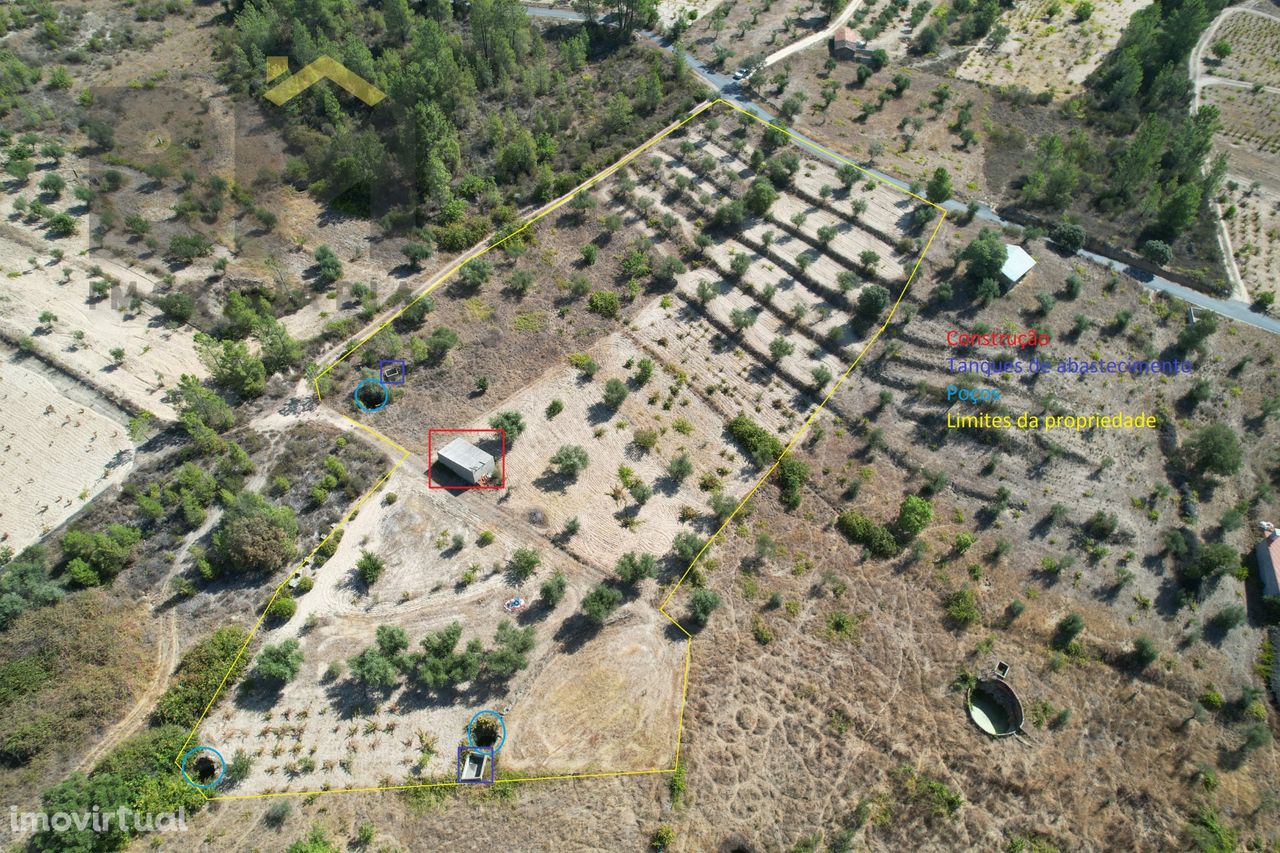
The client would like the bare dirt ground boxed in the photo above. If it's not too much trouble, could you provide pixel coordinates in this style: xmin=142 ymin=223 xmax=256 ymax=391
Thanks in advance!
xmin=0 ymin=232 xmax=207 ymax=419
xmin=0 ymin=348 xmax=132 ymax=550
xmin=955 ymin=0 xmax=1153 ymax=96
xmin=0 ymin=218 xmax=207 ymax=550
xmin=198 ymin=428 xmax=686 ymax=792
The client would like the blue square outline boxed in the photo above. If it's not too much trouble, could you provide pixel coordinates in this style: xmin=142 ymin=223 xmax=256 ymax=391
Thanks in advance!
xmin=379 ymin=359 xmax=407 ymax=385
xmin=455 ymin=745 xmax=495 ymax=784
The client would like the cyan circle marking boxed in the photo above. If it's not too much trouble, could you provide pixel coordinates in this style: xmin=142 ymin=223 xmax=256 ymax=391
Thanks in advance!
xmin=353 ymin=378 xmax=389 ymax=413
xmin=180 ymin=746 xmax=225 ymax=789
xmin=466 ymin=709 xmax=506 ymax=753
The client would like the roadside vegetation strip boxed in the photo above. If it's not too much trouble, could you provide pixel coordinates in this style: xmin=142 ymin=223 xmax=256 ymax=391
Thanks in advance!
xmin=180 ymin=99 xmax=944 ymax=800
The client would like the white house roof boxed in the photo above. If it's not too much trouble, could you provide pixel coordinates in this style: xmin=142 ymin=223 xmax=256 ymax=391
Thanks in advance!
xmin=1000 ymin=244 xmax=1036 ymax=283
xmin=438 ymin=437 xmax=494 ymax=475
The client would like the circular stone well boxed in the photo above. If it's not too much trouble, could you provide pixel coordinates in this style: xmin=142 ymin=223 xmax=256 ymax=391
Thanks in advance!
xmin=967 ymin=678 xmax=1024 ymax=737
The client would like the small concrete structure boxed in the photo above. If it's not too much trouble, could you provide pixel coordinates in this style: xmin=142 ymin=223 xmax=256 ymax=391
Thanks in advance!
xmin=460 ymin=750 xmax=491 ymax=781
xmin=437 ymin=437 xmax=495 ymax=485
xmin=1000 ymin=244 xmax=1036 ymax=285
xmin=1258 ymin=522 xmax=1280 ymax=598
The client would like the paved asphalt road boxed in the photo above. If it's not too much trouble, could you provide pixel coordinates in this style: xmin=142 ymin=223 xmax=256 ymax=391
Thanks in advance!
xmin=523 ymin=5 xmax=1280 ymax=336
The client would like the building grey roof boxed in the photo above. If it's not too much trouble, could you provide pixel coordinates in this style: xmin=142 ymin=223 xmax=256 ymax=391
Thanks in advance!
xmin=438 ymin=437 xmax=495 ymax=475
xmin=1000 ymin=244 xmax=1036 ymax=282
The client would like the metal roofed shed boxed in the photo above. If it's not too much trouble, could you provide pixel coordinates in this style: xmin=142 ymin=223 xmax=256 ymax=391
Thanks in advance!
xmin=437 ymin=437 xmax=496 ymax=485
xmin=1000 ymin=244 xmax=1036 ymax=284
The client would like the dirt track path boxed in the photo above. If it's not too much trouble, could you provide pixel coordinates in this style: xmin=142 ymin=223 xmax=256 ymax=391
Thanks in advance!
xmin=762 ymin=0 xmax=863 ymax=69
xmin=72 ymin=608 xmax=179 ymax=774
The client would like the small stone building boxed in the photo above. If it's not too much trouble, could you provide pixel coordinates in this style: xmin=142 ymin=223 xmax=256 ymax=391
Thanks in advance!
xmin=831 ymin=26 xmax=872 ymax=61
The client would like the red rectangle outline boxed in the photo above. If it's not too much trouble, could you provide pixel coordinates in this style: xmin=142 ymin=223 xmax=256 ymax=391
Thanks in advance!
xmin=426 ymin=428 xmax=506 ymax=490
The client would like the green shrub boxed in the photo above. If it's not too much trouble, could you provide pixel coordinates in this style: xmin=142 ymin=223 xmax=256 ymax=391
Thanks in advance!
xmin=896 ymin=495 xmax=933 ymax=539
xmin=582 ymin=583 xmax=623 ymax=624
xmin=265 ymin=595 xmax=296 ymax=622
xmin=539 ymin=571 xmax=567 ymax=607
xmin=943 ymin=586 xmax=980 ymax=626
xmin=153 ymin=626 xmax=250 ymax=727
xmin=1132 ymin=635 xmax=1158 ymax=668
xmin=650 ymin=824 xmax=676 ymax=850
xmin=510 ymin=547 xmax=541 ymax=580
xmin=836 ymin=511 xmax=899 ymax=558
xmin=616 ymin=552 xmax=656 ymax=584
xmin=357 ymin=550 xmax=385 ymax=585
xmin=603 ymin=378 xmax=628 ymax=408
xmin=1054 ymin=612 xmax=1085 ymax=649
xmin=588 ymin=290 xmax=620 ymax=318
xmin=689 ymin=589 xmax=721 ymax=625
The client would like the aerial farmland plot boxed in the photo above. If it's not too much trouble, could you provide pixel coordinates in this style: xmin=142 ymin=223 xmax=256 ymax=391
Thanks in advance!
xmin=955 ymin=0 xmax=1153 ymax=96
xmin=1211 ymin=10 xmax=1280 ymax=89
xmin=192 ymin=103 xmax=943 ymax=796
xmin=1205 ymin=86 xmax=1280 ymax=158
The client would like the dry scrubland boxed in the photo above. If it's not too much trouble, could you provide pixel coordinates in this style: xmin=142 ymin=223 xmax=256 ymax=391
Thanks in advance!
xmin=955 ymin=0 xmax=1152 ymax=96
xmin=191 ymin=235 xmax=1280 ymax=851
xmin=223 ymin=108 xmax=931 ymax=794
xmin=0 ymin=351 xmax=132 ymax=550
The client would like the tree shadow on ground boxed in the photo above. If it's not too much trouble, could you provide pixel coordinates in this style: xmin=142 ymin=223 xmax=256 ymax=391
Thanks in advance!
xmin=1154 ymin=576 xmax=1190 ymax=619
xmin=663 ymin=618 xmax=690 ymax=642
xmin=586 ymin=401 xmax=615 ymax=425
xmin=553 ymin=612 xmax=602 ymax=654
xmin=531 ymin=469 xmax=575 ymax=494
xmin=232 ymin=680 xmax=287 ymax=714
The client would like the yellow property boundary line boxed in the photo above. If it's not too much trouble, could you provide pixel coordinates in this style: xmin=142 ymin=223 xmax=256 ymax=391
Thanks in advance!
xmin=173 ymin=98 xmax=947 ymax=801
